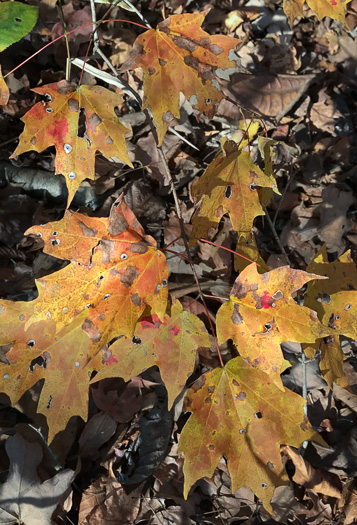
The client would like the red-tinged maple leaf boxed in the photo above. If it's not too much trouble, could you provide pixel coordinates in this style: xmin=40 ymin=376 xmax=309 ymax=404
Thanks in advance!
xmin=10 ymin=81 xmax=132 ymax=206
xmin=178 ymin=356 xmax=323 ymax=512
xmin=283 ymin=0 xmax=351 ymax=25
xmin=91 ymin=297 xmax=210 ymax=407
xmin=0 ymin=65 xmax=9 ymax=106
xmin=0 ymin=311 xmax=102 ymax=443
xmin=120 ymin=12 xmax=240 ymax=145
xmin=0 ymin=195 xmax=168 ymax=360
xmin=190 ymin=141 xmax=279 ymax=242
xmin=216 ymin=263 xmax=332 ymax=389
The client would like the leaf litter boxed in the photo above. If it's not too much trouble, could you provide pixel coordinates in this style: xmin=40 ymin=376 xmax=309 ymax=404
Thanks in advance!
xmin=0 ymin=0 xmax=357 ymax=523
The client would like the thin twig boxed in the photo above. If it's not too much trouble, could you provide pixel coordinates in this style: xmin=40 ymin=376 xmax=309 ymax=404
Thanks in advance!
xmin=263 ymin=204 xmax=291 ymax=266
xmin=272 ymin=164 xmax=294 ymax=227
xmin=157 ymin=147 xmax=224 ymax=367
xmin=121 ymin=0 xmax=152 ymax=28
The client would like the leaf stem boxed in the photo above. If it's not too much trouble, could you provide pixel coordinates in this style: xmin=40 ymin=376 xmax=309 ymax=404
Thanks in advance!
xmin=195 ymin=237 xmax=268 ymax=270
xmin=3 ymin=19 xmax=148 ymax=80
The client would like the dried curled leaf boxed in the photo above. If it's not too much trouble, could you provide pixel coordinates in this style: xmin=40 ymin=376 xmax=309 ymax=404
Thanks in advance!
xmin=120 ymin=11 xmax=240 ymax=145
xmin=217 ymin=264 xmax=332 ymax=388
xmin=11 ymin=81 xmax=132 ymax=206
xmin=179 ymin=356 xmax=322 ymax=512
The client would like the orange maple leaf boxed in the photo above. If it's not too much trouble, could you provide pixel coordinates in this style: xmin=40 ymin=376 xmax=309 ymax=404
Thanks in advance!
xmin=11 ymin=81 xmax=132 ymax=206
xmin=283 ymin=0 xmax=351 ymax=25
xmin=179 ymin=356 xmax=323 ymax=512
xmin=120 ymin=12 xmax=240 ymax=145
xmin=191 ymin=140 xmax=279 ymax=241
xmin=217 ymin=263 xmax=332 ymax=388
xmin=92 ymin=297 xmax=210 ymax=408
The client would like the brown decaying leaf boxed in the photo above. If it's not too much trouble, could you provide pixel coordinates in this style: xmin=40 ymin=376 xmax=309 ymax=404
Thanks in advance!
xmin=220 ymin=73 xmax=315 ymax=119
xmin=120 ymin=11 xmax=240 ymax=145
xmin=179 ymin=356 xmax=323 ymax=512
xmin=281 ymin=445 xmax=342 ymax=498
xmin=0 ymin=434 xmax=75 ymax=524
xmin=217 ymin=263 xmax=331 ymax=388
xmin=11 ymin=81 xmax=132 ymax=206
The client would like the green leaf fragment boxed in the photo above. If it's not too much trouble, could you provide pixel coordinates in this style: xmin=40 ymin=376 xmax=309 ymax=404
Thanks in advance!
xmin=0 ymin=1 xmax=38 ymax=52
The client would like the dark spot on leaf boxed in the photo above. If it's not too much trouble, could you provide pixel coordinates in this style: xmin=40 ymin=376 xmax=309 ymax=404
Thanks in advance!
xmin=232 ymin=303 xmax=243 ymax=325
xmin=208 ymin=444 xmax=215 ymax=450
xmin=232 ymin=379 xmax=239 ymax=387
xmin=267 ymin=461 xmax=274 ymax=469
xmin=106 ymin=136 xmax=113 ymax=144
xmin=30 ymin=137 xmax=36 ymax=145
xmin=207 ymin=385 xmax=215 ymax=393
xmin=68 ymin=98 xmax=79 ymax=112
xmin=98 ymin=314 xmax=105 ymax=321
xmin=89 ymin=113 xmax=102 ymax=129
xmin=148 ymin=67 xmax=156 ymax=75
xmin=19 ymin=314 xmax=25 ymax=321
xmin=173 ymin=35 xmax=198 ymax=52
xmin=209 ymin=43 xmax=223 ymax=55
xmin=205 ymin=396 xmax=212 ymax=404
xmin=120 ymin=265 xmax=140 ymax=287
xmin=237 ymin=392 xmax=246 ymax=401
xmin=131 ymin=293 xmax=141 ymax=306
xmin=158 ymin=57 xmax=167 ymax=66
xmin=78 ymin=220 xmax=97 ymax=237
xmin=184 ymin=55 xmax=199 ymax=70
xmin=131 ymin=242 xmax=148 ymax=254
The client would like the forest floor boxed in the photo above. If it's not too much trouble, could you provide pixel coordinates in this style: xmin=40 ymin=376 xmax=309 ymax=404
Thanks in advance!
xmin=1 ymin=0 xmax=357 ymax=523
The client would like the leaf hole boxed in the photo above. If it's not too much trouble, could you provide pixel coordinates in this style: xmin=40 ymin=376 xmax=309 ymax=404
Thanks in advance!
xmin=254 ymin=411 xmax=263 ymax=419
xmin=77 ymin=107 xmax=86 ymax=138
xmin=15 ymin=17 xmax=22 ymax=22
xmin=51 ymin=239 xmax=60 ymax=246
xmin=46 ymin=395 xmax=53 ymax=409
xmin=46 ymin=107 xmax=53 ymax=113
xmin=120 ymin=253 xmax=128 ymax=260
xmin=132 ymin=336 xmax=142 ymax=345
xmin=27 ymin=339 xmax=35 ymax=348
xmin=262 ymin=483 xmax=268 ymax=489
xmin=225 ymin=185 xmax=232 ymax=198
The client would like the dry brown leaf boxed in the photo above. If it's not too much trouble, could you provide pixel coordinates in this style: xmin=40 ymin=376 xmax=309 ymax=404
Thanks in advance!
xmin=281 ymin=446 xmax=342 ymax=498
xmin=220 ymin=74 xmax=315 ymax=119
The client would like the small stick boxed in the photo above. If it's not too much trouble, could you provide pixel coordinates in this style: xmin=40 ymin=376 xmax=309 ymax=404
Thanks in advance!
xmin=263 ymin=204 xmax=291 ymax=266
